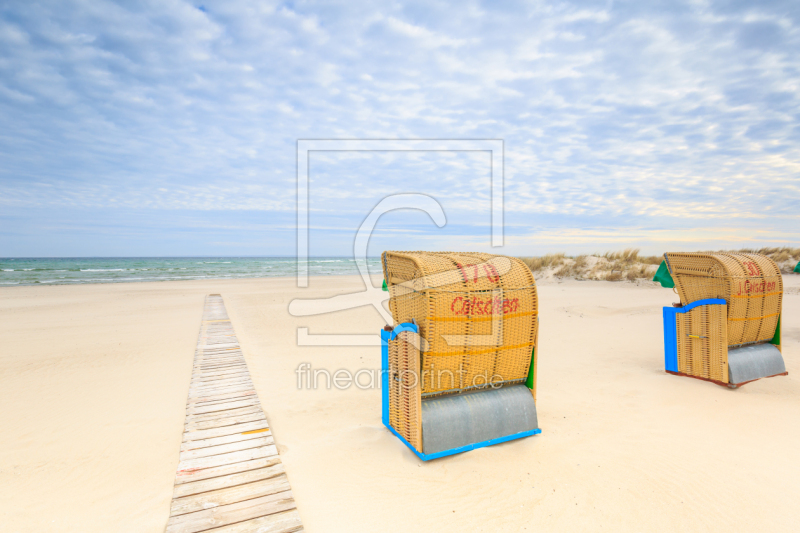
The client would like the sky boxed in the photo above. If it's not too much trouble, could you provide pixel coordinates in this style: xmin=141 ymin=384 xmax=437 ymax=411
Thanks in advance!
xmin=1 ymin=0 xmax=799 ymax=257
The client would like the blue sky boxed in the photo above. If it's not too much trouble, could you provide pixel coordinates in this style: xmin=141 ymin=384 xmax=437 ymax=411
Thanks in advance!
xmin=1 ymin=0 xmax=798 ymax=257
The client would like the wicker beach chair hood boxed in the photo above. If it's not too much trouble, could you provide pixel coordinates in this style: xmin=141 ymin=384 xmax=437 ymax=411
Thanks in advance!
xmin=661 ymin=252 xmax=786 ymax=387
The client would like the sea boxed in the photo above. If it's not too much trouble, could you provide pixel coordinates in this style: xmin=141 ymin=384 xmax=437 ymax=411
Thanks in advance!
xmin=0 ymin=257 xmax=384 ymax=286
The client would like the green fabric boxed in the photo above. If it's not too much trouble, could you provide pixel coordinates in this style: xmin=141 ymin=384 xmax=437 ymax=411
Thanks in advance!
xmin=653 ymin=260 xmax=675 ymax=288
xmin=794 ymin=262 xmax=800 ymax=273
xmin=770 ymin=315 xmax=781 ymax=346
xmin=382 ymin=279 xmax=388 ymax=291
xmin=526 ymin=347 xmax=536 ymax=390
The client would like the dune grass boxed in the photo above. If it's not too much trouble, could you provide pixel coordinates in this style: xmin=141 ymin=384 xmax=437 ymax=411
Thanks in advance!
xmin=519 ymin=249 xmax=661 ymax=281
xmin=518 ymin=247 xmax=800 ymax=281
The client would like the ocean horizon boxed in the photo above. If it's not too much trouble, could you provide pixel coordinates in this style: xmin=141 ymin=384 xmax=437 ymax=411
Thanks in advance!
xmin=0 ymin=257 xmax=384 ymax=286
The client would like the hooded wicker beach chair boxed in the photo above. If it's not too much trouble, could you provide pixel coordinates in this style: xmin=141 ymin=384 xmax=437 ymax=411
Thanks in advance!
xmin=654 ymin=252 xmax=786 ymax=388
xmin=380 ymin=251 xmax=540 ymax=460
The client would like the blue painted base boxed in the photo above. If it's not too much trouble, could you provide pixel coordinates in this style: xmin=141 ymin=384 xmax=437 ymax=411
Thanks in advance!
xmin=384 ymin=420 xmax=541 ymax=461
xmin=381 ymin=323 xmax=542 ymax=461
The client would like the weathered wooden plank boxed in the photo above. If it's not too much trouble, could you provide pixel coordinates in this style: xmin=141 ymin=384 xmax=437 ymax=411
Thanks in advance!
xmin=188 ymin=385 xmax=255 ymax=399
xmin=193 ymin=358 xmax=244 ymax=364
xmin=187 ymin=393 xmax=257 ymax=405
xmin=191 ymin=364 xmax=245 ymax=372
xmin=191 ymin=371 xmax=252 ymax=382
xmin=172 ymin=464 xmax=285 ymax=499
xmin=190 ymin=374 xmax=249 ymax=384
xmin=165 ymin=490 xmax=296 ymax=533
xmin=189 ymin=384 xmax=253 ymax=395
xmin=185 ymin=412 xmax=266 ymax=431
xmin=189 ymin=381 xmax=253 ymax=394
xmin=183 ymin=420 xmax=269 ymax=442
xmin=184 ymin=406 xmax=262 ymax=424
xmin=192 ymin=363 xmax=247 ymax=371
xmin=180 ymin=429 xmax=272 ymax=452
xmin=189 ymin=383 xmax=254 ymax=395
xmin=196 ymin=350 xmax=242 ymax=357
xmin=193 ymin=366 xmax=246 ymax=374
xmin=199 ymin=342 xmax=240 ymax=349
xmin=187 ymin=391 xmax=257 ymax=405
xmin=194 ymin=365 xmax=245 ymax=372
xmin=195 ymin=353 xmax=243 ymax=359
xmin=186 ymin=399 xmax=260 ymax=416
xmin=185 ymin=409 xmax=265 ymax=425
xmin=188 ymin=388 xmax=254 ymax=401
xmin=193 ymin=360 xmax=245 ymax=368
xmin=191 ymin=372 xmax=250 ymax=382
xmin=197 ymin=351 xmax=242 ymax=358
xmin=189 ymin=383 xmax=253 ymax=394
xmin=170 ymin=475 xmax=291 ymax=516
xmin=175 ymin=456 xmax=282 ymax=484
xmin=179 ymin=435 xmax=275 ymax=462
xmin=190 ymin=377 xmax=252 ymax=390
xmin=194 ymin=362 xmax=247 ymax=371
xmin=201 ymin=510 xmax=303 ymax=533
xmin=191 ymin=376 xmax=251 ymax=387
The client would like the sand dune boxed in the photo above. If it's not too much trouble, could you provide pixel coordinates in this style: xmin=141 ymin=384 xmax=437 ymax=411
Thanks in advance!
xmin=1 ymin=275 xmax=798 ymax=531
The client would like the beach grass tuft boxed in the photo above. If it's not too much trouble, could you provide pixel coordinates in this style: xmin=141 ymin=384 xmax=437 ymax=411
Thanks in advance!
xmin=519 ymin=249 xmax=662 ymax=282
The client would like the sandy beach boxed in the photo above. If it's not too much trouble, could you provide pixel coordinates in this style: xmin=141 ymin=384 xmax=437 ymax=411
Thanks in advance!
xmin=1 ymin=274 xmax=799 ymax=532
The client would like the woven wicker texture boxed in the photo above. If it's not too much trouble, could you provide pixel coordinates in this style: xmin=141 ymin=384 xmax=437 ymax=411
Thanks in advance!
xmin=388 ymin=330 xmax=422 ymax=450
xmin=665 ymin=252 xmax=782 ymax=347
xmin=676 ymin=303 xmax=728 ymax=383
xmin=382 ymin=251 xmax=538 ymax=395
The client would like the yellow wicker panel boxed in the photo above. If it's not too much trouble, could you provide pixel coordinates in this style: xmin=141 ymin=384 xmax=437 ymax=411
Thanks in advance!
xmin=665 ymin=252 xmax=782 ymax=347
xmin=388 ymin=331 xmax=422 ymax=451
xmin=675 ymin=303 xmax=728 ymax=383
xmin=383 ymin=251 xmax=538 ymax=395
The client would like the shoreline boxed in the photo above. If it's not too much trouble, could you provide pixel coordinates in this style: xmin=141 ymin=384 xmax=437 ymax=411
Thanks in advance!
xmin=0 ymin=272 xmax=373 ymax=288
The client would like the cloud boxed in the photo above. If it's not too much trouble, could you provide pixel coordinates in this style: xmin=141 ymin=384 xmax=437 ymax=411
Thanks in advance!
xmin=0 ymin=0 xmax=798 ymax=255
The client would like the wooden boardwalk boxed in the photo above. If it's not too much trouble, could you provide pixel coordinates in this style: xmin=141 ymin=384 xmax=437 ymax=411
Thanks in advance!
xmin=165 ymin=295 xmax=303 ymax=533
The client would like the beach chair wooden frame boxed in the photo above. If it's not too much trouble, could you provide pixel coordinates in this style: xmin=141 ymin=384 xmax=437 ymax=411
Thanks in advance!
xmin=661 ymin=252 xmax=786 ymax=387
xmin=380 ymin=251 xmax=541 ymax=460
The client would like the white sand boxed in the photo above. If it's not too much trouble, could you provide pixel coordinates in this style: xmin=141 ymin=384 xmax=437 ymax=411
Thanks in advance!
xmin=1 ymin=275 xmax=798 ymax=532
